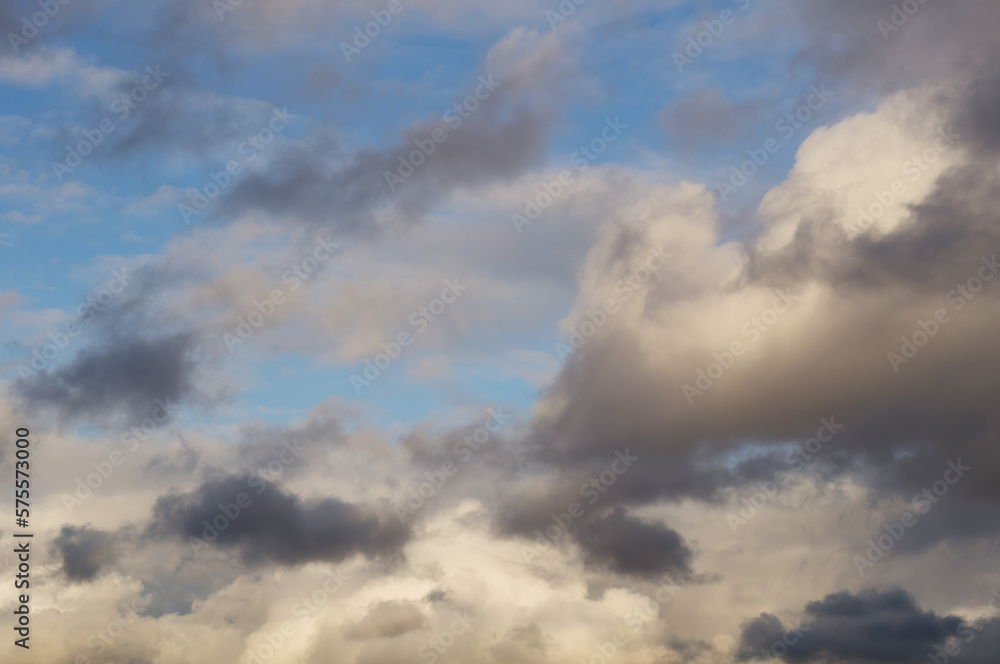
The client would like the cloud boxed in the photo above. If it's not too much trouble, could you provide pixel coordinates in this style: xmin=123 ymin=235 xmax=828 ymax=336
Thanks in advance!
xmin=147 ymin=474 xmax=410 ymax=566
xmin=735 ymin=588 xmax=992 ymax=664
xmin=54 ymin=525 xmax=119 ymax=581
xmin=215 ymin=26 xmax=580 ymax=235
xmin=574 ymin=507 xmax=693 ymax=578
xmin=17 ymin=331 xmax=202 ymax=427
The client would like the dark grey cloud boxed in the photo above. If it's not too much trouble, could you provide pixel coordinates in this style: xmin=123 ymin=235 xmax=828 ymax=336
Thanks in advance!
xmin=574 ymin=507 xmax=693 ymax=578
xmin=736 ymin=588 xmax=1000 ymax=664
xmin=13 ymin=261 xmax=225 ymax=429
xmin=489 ymin=623 xmax=551 ymax=663
xmin=54 ymin=525 xmax=118 ymax=581
xmin=17 ymin=331 xmax=199 ymax=427
xmin=214 ymin=29 xmax=578 ymax=235
xmin=148 ymin=474 xmax=410 ymax=566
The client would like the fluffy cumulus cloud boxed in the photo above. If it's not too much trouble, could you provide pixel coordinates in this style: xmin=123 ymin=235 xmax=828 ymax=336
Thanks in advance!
xmin=1 ymin=0 xmax=999 ymax=662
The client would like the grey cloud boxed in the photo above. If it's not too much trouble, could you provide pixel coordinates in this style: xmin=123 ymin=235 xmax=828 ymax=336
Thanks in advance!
xmin=791 ymin=0 xmax=1000 ymax=102
xmin=574 ymin=507 xmax=693 ymax=578
xmin=17 ymin=331 xmax=199 ymax=427
xmin=54 ymin=525 xmax=118 ymax=581
xmin=215 ymin=28 xmax=578 ymax=235
xmin=736 ymin=588 xmax=985 ymax=664
xmin=148 ymin=474 xmax=410 ymax=566
xmin=14 ymin=261 xmax=225 ymax=429
xmin=493 ymin=52 xmax=1000 ymax=551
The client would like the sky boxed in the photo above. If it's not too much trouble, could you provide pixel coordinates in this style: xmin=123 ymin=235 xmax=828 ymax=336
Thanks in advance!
xmin=1 ymin=0 xmax=1000 ymax=662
